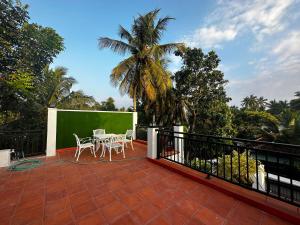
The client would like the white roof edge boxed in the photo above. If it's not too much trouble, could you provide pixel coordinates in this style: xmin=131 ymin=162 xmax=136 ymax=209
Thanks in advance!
xmin=53 ymin=108 xmax=133 ymax=114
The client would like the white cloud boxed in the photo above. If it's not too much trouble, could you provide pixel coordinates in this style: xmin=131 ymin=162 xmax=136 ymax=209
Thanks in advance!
xmin=184 ymin=26 xmax=237 ymax=48
xmin=228 ymin=69 xmax=300 ymax=106
xmin=184 ymin=0 xmax=295 ymax=48
xmin=228 ymin=31 xmax=300 ymax=106
xmin=168 ymin=54 xmax=182 ymax=73
xmin=272 ymin=31 xmax=300 ymax=63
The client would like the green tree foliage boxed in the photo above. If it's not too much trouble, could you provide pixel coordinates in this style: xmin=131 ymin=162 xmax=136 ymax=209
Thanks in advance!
xmin=217 ymin=150 xmax=261 ymax=185
xmin=0 ymin=0 xmax=28 ymax=77
xmin=58 ymin=91 xmax=98 ymax=110
xmin=267 ymin=100 xmax=289 ymax=115
xmin=290 ymin=91 xmax=300 ymax=111
xmin=174 ymin=47 xmax=234 ymax=136
xmin=99 ymin=97 xmax=117 ymax=111
xmin=98 ymin=9 xmax=184 ymax=111
xmin=233 ymin=92 xmax=300 ymax=144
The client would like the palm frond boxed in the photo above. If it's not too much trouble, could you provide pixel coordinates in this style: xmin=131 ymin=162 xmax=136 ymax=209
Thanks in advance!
xmin=118 ymin=25 xmax=133 ymax=42
xmin=110 ymin=56 xmax=136 ymax=86
xmin=153 ymin=16 xmax=174 ymax=41
xmin=98 ymin=37 xmax=135 ymax=55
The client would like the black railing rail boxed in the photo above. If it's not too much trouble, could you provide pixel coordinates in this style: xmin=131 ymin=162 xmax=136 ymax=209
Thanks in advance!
xmin=0 ymin=130 xmax=46 ymax=158
xmin=135 ymin=124 xmax=173 ymax=141
xmin=157 ymin=129 xmax=300 ymax=207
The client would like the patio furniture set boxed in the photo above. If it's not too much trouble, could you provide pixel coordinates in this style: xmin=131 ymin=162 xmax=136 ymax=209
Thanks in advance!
xmin=73 ymin=129 xmax=134 ymax=162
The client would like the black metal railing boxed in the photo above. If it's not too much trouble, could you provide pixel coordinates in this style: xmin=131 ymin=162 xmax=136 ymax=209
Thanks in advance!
xmin=157 ymin=129 xmax=300 ymax=207
xmin=0 ymin=130 xmax=46 ymax=158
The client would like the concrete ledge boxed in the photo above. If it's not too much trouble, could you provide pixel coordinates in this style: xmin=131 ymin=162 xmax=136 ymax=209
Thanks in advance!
xmin=134 ymin=139 xmax=147 ymax=145
xmin=0 ymin=149 xmax=11 ymax=167
xmin=147 ymin=158 xmax=300 ymax=225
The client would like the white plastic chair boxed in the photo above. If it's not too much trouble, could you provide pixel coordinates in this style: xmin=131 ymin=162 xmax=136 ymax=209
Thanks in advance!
xmin=101 ymin=135 xmax=125 ymax=161
xmin=123 ymin=130 xmax=134 ymax=150
xmin=73 ymin=134 xmax=96 ymax=161
xmin=93 ymin=129 xmax=105 ymax=136
xmin=93 ymin=129 xmax=106 ymax=152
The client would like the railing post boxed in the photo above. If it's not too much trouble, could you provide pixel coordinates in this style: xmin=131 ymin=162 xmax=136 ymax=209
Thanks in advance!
xmin=173 ymin=125 xmax=184 ymax=163
xmin=132 ymin=112 xmax=138 ymax=140
xmin=147 ymin=127 xmax=158 ymax=159
xmin=46 ymin=108 xmax=57 ymax=157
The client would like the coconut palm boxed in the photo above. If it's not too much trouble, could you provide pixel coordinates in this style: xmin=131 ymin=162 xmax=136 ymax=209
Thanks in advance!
xmin=267 ymin=100 xmax=289 ymax=115
xmin=290 ymin=91 xmax=300 ymax=111
xmin=98 ymin=9 xmax=184 ymax=111
xmin=42 ymin=66 xmax=76 ymax=107
xmin=58 ymin=90 xmax=97 ymax=110
xmin=242 ymin=95 xmax=267 ymax=111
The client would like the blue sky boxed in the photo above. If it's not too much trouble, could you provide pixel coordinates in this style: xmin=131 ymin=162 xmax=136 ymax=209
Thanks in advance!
xmin=24 ymin=0 xmax=300 ymax=107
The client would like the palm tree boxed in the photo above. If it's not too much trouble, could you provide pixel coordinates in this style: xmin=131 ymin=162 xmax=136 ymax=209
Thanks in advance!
xmin=42 ymin=66 xmax=76 ymax=107
xmin=242 ymin=95 xmax=267 ymax=111
xmin=267 ymin=99 xmax=289 ymax=115
xmin=58 ymin=90 xmax=97 ymax=110
xmin=290 ymin=91 xmax=300 ymax=111
xmin=98 ymin=9 xmax=184 ymax=111
xmin=257 ymin=96 xmax=268 ymax=111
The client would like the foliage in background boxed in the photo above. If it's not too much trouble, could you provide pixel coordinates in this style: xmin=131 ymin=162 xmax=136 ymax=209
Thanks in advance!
xmin=232 ymin=94 xmax=300 ymax=144
xmin=173 ymin=47 xmax=234 ymax=136
xmin=217 ymin=150 xmax=260 ymax=185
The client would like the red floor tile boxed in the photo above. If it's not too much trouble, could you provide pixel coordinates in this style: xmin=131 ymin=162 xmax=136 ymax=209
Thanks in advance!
xmin=44 ymin=207 xmax=74 ymax=225
xmin=162 ymin=205 xmax=189 ymax=225
xmin=94 ymin=192 xmax=117 ymax=208
xmin=110 ymin=213 xmax=137 ymax=225
xmin=131 ymin=203 xmax=160 ymax=224
xmin=45 ymin=197 xmax=69 ymax=216
xmin=69 ymin=191 xmax=92 ymax=208
xmin=101 ymin=200 xmax=128 ymax=223
xmin=0 ymin=205 xmax=15 ymax=225
xmin=77 ymin=210 xmax=107 ymax=225
xmin=118 ymin=192 xmax=143 ymax=210
xmin=188 ymin=207 xmax=225 ymax=225
xmin=148 ymin=215 xmax=170 ymax=225
xmin=12 ymin=204 xmax=44 ymax=225
xmin=72 ymin=200 xmax=97 ymax=219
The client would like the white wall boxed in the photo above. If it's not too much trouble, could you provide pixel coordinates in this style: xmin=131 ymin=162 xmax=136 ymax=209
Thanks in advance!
xmin=46 ymin=108 xmax=57 ymax=157
xmin=0 ymin=149 xmax=10 ymax=167
xmin=132 ymin=112 xmax=138 ymax=140
xmin=147 ymin=128 xmax=158 ymax=159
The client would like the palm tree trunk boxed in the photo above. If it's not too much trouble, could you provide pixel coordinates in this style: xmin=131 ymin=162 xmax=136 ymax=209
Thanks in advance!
xmin=133 ymin=91 xmax=137 ymax=112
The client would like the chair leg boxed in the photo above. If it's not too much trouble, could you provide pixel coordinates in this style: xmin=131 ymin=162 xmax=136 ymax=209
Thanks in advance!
xmin=76 ymin=148 xmax=82 ymax=161
xmin=122 ymin=145 xmax=125 ymax=159
xmin=103 ymin=146 xmax=106 ymax=157
xmin=99 ymin=144 xmax=104 ymax=157
xmin=92 ymin=146 xmax=96 ymax=157
xmin=74 ymin=147 xmax=78 ymax=157
xmin=109 ymin=148 xmax=112 ymax=162
xmin=131 ymin=140 xmax=134 ymax=151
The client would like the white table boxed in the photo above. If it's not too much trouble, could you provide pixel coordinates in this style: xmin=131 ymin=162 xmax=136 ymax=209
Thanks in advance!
xmin=93 ymin=134 xmax=115 ymax=151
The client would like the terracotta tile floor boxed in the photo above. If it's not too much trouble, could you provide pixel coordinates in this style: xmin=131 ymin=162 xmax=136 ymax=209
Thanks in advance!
xmin=0 ymin=142 xmax=294 ymax=225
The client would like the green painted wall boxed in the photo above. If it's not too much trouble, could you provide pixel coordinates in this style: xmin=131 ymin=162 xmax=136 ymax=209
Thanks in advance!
xmin=56 ymin=110 xmax=133 ymax=149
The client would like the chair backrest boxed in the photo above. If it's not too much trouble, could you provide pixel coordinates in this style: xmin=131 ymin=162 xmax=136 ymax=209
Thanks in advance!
xmin=93 ymin=129 xmax=105 ymax=136
xmin=105 ymin=135 xmax=125 ymax=147
xmin=73 ymin=133 xmax=80 ymax=147
xmin=125 ymin=130 xmax=133 ymax=139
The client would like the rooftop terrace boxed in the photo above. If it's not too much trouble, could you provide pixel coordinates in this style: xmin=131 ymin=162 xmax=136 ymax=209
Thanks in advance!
xmin=0 ymin=142 xmax=296 ymax=225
